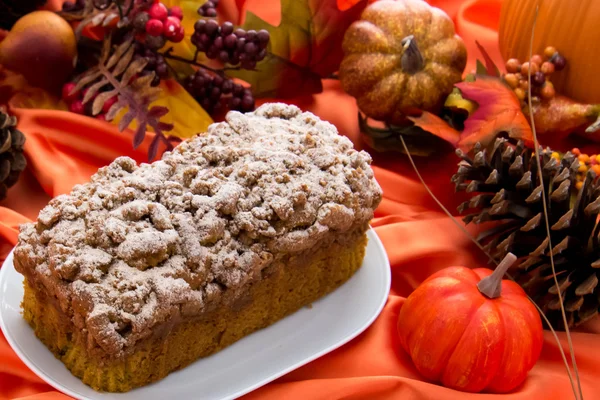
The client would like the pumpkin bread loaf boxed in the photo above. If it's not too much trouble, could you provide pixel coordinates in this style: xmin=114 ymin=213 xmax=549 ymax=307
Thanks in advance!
xmin=14 ymin=103 xmax=382 ymax=392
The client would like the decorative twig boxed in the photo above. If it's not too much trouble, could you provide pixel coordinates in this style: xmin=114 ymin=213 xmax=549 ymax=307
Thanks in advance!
xmin=115 ymin=0 xmax=124 ymax=19
xmin=526 ymin=6 xmax=583 ymax=400
xmin=160 ymin=50 xmax=242 ymax=74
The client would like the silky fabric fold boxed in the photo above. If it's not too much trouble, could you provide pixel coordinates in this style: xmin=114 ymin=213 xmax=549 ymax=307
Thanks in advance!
xmin=1 ymin=0 xmax=599 ymax=399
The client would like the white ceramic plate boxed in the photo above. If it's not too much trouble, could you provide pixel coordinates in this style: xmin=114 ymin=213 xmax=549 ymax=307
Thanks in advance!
xmin=0 ymin=229 xmax=390 ymax=400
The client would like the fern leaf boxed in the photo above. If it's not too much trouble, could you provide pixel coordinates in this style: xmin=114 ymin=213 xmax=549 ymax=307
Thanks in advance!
xmin=113 ymin=45 xmax=136 ymax=77
xmin=106 ymin=37 xmax=133 ymax=69
xmin=106 ymin=100 xmax=124 ymax=121
xmin=71 ymin=33 xmax=175 ymax=160
xmin=148 ymin=135 xmax=161 ymax=161
xmin=72 ymin=71 xmax=103 ymax=94
xmin=92 ymin=90 xmax=118 ymax=116
xmin=83 ymin=78 xmax=109 ymax=104
xmin=121 ymin=58 xmax=149 ymax=86
xmin=133 ymin=123 xmax=147 ymax=149
xmin=118 ymin=110 xmax=136 ymax=132
xmin=148 ymin=106 xmax=169 ymax=118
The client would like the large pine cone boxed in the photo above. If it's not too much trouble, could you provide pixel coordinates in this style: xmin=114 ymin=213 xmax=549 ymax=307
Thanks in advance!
xmin=0 ymin=109 xmax=26 ymax=200
xmin=453 ymin=139 xmax=600 ymax=329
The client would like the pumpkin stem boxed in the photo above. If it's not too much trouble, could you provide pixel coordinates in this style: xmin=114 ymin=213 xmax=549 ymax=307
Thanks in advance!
xmin=400 ymin=35 xmax=425 ymax=74
xmin=477 ymin=253 xmax=517 ymax=299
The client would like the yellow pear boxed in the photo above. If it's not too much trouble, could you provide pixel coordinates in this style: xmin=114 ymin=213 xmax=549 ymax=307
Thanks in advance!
xmin=0 ymin=11 xmax=77 ymax=93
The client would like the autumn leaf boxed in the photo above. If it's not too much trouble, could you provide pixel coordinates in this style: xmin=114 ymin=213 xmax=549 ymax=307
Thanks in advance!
xmin=337 ymin=0 xmax=376 ymax=11
xmin=444 ymin=88 xmax=477 ymax=114
xmin=408 ymin=112 xmax=460 ymax=146
xmin=228 ymin=0 xmax=368 ymax=98
xmin=455 ymin=76 xmax=533 ymax=152
xmin=475 ymin=41 xmax=500 ymax=77
xmin=161 ymin=0 xmax=207 ymax=61
xmin=113 ymin=78 xmax=213 ymax=140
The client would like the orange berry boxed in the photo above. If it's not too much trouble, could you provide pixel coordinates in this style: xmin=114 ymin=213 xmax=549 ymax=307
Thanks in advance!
xmin=504 ymin=73 xmax=519 ymax=88
xmin=572 ymin=148 xmax=581 ymax=156
xmin=541 ymin=61 xmax=555 ymax=75
xmin=576 ymin=181 xmax=584 ymax=190
xmin=514 ymin=88 xmax=526 ymax=101
xmin=551 ymin=151 xmax=561 ymax=161
xmin=579 ymin=154 xmax=591 ymax=164
xmin=595 ymin=154 xmax=600 ymax=164
xmin=540 ymin=81 xmax=555 ymax=100
xmin=519 ymin=79 xmax=529 ymax=91
xmin=521 ymin=61 xmax=539 ymax=76
xmin=592 ymin=165 xmax=600 ymax=175
xmin=579 ymin=164 xmax=588 ymax=173
xmin=544 ymin=46 xmax=557 ymax=60
xmin=506 ymin=58 xmax=521 ymax=73
xmin=530 ymin=54 xmax=543 ymax=66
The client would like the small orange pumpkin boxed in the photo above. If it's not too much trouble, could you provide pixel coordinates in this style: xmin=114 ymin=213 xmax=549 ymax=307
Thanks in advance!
xmin=339 ymin=0 xmax=467 ymax=124
xmin=499 ymin=0 xmax=600 ymax=104
xmin=397 ymin=254 xmax=544 ymax=393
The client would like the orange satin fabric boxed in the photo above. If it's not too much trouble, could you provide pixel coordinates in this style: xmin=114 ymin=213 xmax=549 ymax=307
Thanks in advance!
xmin=2 ymin=0 xmax=600 ymax=399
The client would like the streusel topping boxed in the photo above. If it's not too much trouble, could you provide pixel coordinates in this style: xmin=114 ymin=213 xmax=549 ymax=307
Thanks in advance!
xmin=14 ymin=103 xmax=382 ymax=356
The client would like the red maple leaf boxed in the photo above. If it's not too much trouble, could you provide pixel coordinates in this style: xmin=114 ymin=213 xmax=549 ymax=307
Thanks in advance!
xmin=456 ymin=77 xmax=534 ymax=152
xmin=229 ymin=0 xmax=368 ymax=98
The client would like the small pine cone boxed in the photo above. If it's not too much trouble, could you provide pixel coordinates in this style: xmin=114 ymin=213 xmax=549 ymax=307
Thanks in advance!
xmin=0 ymin=109 xmax=27 ymax=200
xmin=453 ymin=139 xmax=600 ymax=329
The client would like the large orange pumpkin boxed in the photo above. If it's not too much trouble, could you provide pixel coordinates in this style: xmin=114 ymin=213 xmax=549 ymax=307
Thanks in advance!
xmin=397 ymin=254 xmax=544 ymax=393
xmin=499 ymin=0 xmax=600 ymax=104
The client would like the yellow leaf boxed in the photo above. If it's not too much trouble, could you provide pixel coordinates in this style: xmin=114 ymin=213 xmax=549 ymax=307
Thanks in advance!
xmin=112 ymin=79 xmax=213 ymax=139
xmin=161 ymin=0 xmax=206 ymax=60
xmin=444 ymin=88 xmax=477 ymax=115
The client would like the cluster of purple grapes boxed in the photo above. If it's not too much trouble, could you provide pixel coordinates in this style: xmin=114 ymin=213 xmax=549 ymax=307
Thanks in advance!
xmin=184 ymin=70 xmax=255 ymax=114
xmin=198 ymin=0 xmax=219 ymax=17
xmin=191 ymin=19 xmax=269 ymax=70
xmin=133 ymin=44 xmax=170 ymax=87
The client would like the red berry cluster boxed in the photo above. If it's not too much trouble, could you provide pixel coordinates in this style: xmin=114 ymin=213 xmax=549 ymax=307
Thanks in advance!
xmin=132 ymin=1 xmax=185 ymax=46
xmin=61 ymin=83 xmax=117 ymax=121
xmin=503 ymin=46 xmax=566 ymax=103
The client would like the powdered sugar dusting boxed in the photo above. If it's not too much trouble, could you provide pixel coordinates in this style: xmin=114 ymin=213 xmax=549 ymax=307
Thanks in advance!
xmin=14 ymin=103 xmax=382 ymax=356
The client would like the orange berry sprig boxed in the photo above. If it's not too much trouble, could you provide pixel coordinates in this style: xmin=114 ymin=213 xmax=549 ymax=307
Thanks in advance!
xmin=503 ymin=46 xmax=566 ymax=103
xmin=551 ymin=148 xmax=600 ymax=190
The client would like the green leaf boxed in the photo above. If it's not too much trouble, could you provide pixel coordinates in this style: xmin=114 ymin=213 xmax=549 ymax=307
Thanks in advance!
xmin=476 ymin=60 xmax=488 ymax=76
